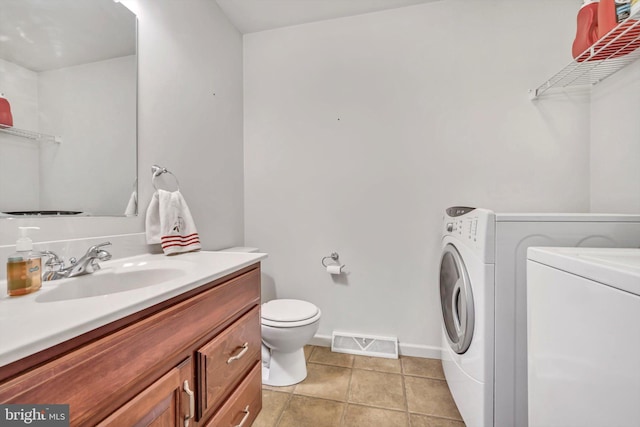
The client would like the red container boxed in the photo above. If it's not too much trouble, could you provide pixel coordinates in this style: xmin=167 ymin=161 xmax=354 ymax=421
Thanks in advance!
xmin=575 ymin=19 xmax=640 ymax=61
xmin=599 ymin=0 xmax=618 ymax=37
xmin=572 ymin=1 xmax=600 ymax=59
xmin=598 ymin=0 xmax=631 ymax=37
xmin=573 ymin=0 xmax=640 ymax=62
xmin=0 ymin=96 xmax=13 ymax=128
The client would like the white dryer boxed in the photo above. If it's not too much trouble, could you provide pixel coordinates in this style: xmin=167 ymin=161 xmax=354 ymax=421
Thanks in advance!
xmin=439 ymin=207 xmax=640 ymax=427
xmin=527 ymin=247 xmax=640 ymax=427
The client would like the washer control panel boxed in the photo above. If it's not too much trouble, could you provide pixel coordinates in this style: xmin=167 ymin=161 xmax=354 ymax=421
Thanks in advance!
xmin=443 ymin=207 xmax=495 ymax=261
xmin=445 ymin=217 xmax=480 ymax=241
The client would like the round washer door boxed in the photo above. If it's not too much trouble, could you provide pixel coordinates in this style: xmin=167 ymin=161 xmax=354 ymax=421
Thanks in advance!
xmin=440 ymin=243 xmax=475 ymax=354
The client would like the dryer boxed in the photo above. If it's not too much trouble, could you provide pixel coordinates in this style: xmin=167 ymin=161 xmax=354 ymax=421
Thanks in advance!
xmin=439 ymin=207 xmax=640 ymax=427
xmin=527 ymin=247 xmax=640 ymax=427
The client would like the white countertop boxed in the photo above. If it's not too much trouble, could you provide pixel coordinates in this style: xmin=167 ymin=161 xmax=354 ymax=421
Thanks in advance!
xmin=0 ymin=250 xmax=267 ymax=367
xmin=527 ymin=247 xmax=640 ymax=295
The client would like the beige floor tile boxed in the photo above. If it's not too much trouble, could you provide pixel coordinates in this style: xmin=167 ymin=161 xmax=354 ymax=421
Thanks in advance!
xmin=252 ymin=390 xmax=290 ymax=427
xmin=277 ymin=395 xmax=345 ymax=427
xmin=348 ymin=369 xmax=406 ymax=410
xmin=410 ymin=413 xmax=466 ymax=427
xmin=309 ymin=346 xmax=354 ymax=368
xmin=343 ymin=404 xmax=409 ymax=427
xmin=402 ymin=356 xmax=445 ymax=380
xmin=304 ymin=345 xmax=316 ymax=361
xmin=293 ymin=363 xmax=351 ymax=401
xmin=263 ymin=383 xmax=296 ymax=393
xmin=353 ymin=355 xmax=401 ymax=373
xmin=405 ymin=376 xmax=462 ymax=420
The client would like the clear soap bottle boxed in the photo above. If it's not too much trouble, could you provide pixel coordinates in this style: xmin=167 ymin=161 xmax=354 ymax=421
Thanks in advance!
xmin=6 ymin=226 xmax=42 ymax=296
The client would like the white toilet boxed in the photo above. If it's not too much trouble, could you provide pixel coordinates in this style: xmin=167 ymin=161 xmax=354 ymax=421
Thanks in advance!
xmin=220 ymin=247 xmax=322 ymax=386
xmin=261 ymin=298 xmax=321 ymax=386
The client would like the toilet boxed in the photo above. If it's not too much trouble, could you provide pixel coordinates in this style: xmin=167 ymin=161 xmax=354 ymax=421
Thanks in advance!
xmin=220 ymin=247 xmax=322 ymax=386
xmin=261 ymin=298 xmax=321 ymax=386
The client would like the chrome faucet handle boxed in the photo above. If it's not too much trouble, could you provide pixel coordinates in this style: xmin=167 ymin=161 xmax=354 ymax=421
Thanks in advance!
xmin=87 ymin=241 xmax=112 ymax=256
xmin=41 ymin=250 xmax=65 ymax=271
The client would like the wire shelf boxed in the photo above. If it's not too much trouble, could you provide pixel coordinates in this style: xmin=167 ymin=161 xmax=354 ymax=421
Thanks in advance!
xmin=0 ymin=126 xmax=62 ymax=144
xmin=530 ymin=9 xmax=640 ymax=99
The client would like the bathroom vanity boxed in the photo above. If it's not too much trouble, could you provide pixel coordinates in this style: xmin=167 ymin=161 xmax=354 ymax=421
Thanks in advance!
xmin=0 ymin=251 xmax=266 ymax=426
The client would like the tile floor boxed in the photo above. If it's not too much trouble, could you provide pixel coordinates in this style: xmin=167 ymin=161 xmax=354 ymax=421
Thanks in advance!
xmin=253 ymin=346 xmax=466 ymax=427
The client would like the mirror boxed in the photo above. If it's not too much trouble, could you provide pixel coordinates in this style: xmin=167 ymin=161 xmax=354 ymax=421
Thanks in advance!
xmin=0 ymin=0 xmax=137 ymax=217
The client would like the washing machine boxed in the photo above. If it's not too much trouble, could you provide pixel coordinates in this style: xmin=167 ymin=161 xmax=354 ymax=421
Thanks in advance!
xmin=439 ymin=206 xmax=640 ymax=427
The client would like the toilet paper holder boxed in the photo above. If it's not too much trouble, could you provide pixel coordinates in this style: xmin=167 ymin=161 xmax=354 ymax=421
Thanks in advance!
xmin=321 ymin=252 xmax=340 ymax=267
xmin=322 ymin=252 xmax=345 ymax=274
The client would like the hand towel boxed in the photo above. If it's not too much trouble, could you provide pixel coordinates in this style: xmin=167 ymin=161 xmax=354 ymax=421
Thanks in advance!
xmin=124 ymin=190 xmax=137 ymax=216
xmin=145 ymin=189 xmax=201 ymax=255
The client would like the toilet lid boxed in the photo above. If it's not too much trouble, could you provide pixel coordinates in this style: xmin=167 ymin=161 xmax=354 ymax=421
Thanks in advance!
xmin=261 ymin=299 xmax=319 ymax=323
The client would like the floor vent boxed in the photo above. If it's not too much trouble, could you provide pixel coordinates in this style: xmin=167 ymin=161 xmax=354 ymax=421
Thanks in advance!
xmin=331 ymin=331 xmax=398 ymax=359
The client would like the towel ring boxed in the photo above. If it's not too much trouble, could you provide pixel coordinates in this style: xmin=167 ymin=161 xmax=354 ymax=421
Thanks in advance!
xmin=151 ymin=165 xmax=181 ymax=191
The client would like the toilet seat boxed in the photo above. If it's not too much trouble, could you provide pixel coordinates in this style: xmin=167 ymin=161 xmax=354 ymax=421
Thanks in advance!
xmin=261 ymin=299 xmax=321 ymax=328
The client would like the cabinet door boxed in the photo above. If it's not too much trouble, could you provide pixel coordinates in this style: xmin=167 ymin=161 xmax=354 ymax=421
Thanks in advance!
xmin=97 ymin=358 xmax=195 ymax=427
xmin=196 ymin=306 xmax=261 ymax=419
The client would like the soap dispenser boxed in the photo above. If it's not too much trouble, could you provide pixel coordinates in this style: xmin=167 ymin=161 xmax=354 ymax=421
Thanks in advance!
xmin=6 ymin=226 xmax=42 ymax=296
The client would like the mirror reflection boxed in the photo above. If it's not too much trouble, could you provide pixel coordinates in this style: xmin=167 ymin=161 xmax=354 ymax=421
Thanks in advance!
xmin=0 ymin=0 xmax=137 ymax=217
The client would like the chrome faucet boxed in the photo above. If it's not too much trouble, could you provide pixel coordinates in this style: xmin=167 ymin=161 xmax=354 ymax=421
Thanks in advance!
xmin=42 ymin=242 xmax=112 ymax=281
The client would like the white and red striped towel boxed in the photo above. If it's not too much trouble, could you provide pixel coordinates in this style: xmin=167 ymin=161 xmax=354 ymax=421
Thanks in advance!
xmin=145 ymin=189 xmax=201 ymax=255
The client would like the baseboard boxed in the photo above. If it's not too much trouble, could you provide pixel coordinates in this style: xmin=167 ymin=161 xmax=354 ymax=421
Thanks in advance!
xmin=309 ymin=334 xmax=332 ymax=348
xmin=310 ymin=334 xmax=443 ymax=360
xmin=397 ymin=343 xmax=442 ymax=359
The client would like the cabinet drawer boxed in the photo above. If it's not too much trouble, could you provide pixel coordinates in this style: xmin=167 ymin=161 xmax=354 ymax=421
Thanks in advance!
xmin=202 ymin=363 xmax=261 ymax=427
xmin=196 ymin=306 xmax=261 ymax=419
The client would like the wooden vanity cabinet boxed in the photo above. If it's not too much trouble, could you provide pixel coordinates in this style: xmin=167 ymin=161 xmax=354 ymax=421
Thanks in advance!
xmin=0 ymin=264 xmax=263 ymax=427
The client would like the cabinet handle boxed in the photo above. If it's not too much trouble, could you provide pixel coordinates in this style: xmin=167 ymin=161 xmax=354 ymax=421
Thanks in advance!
xmin=227 ymin=342 xmax=249 ymax=364
xmin=233 ymin=405 xmax=251 ymax=427
xmin=183 ymin=380 xmax=195 ymax=427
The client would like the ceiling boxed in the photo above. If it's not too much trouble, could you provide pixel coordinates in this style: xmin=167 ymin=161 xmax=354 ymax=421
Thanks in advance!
xmin=215 ymin=0 xmax=440 ymax=34
xmin=0 ymin=0 xmax=438 ymax=72
xmin=0 ymin=0 xmax=136 ymax=72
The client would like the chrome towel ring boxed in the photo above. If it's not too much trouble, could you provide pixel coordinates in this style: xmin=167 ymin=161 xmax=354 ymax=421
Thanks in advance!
xmin=151 ymin=164 xmax=181 ymax=191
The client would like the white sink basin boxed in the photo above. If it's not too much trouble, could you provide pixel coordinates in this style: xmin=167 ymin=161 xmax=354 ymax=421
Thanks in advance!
xmin=36 ymin=266 xmax=186 ymax=302
xmin=35 ymin=258 xmax=197 ymax=303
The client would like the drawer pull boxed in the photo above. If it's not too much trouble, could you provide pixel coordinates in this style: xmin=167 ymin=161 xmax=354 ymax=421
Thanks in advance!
xmin=183 ymin=380 xmax=195 ymax=427
xmin=233 ymin=405 xmax=251 ymax=427
xmin=227 ymin=342 xmax=249 ymax=364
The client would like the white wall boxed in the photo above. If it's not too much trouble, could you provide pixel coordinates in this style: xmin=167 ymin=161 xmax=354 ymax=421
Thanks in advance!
xmin=0 ymin=0 xmax=244 ymax=258
xmin=0 ymin=59 xmax=40 ymax=211
xmin=38 ymin=55 xmax=137 ymax=215
xmin=244 ymin=0 xmax=591 ymax=356
xmin=590 ymin=59 xmax=640 ymax=213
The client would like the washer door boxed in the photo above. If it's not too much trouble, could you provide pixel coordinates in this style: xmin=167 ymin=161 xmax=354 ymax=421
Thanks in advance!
xmin=440 ymin=243 xmax=475 ymax=354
